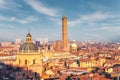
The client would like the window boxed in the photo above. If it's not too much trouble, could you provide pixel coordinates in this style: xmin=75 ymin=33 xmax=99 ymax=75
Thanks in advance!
xmin=23 ymin=73 xmax=25 ymax=77
xmin=19 ymin=59 xmax=21 ymax=64
xmin=25 ymin=60 xmax=27 ymax=65
xmin=33 ymin=59 xmax=36 ymax=64
xmin=34 ymin=72 xmax=37 ymax=77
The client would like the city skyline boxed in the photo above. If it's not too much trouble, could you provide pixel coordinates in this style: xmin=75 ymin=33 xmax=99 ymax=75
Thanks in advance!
xmin=0 ymin=0 xmax=120 ymax=41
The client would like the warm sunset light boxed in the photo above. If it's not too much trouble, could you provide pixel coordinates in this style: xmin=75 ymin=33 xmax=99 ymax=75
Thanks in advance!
xmin=0 ymin=0 xmax=120 ymax=80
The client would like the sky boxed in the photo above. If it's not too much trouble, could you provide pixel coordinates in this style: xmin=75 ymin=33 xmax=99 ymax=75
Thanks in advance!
xmin=0 ymin=0 xmax=120 ymax=42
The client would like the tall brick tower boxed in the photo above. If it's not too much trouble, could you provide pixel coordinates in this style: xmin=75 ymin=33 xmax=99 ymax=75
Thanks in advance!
xmin=62 ymin=16 xmax=70 ymax=51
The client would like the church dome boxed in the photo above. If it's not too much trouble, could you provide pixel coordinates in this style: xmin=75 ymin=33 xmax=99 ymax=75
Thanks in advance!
xmin=19 ymin=33 xmax=38 ymax=53
xmin=71 ymin=40 xmax=77 ymax=48
xmin=71 ymin=43 xmax=77 ymax=48
xmin=19 ymin=43 xmax=38 ymax=53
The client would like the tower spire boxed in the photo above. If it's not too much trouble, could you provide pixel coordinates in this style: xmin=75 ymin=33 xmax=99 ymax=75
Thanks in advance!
xmin=28 ymin=27 xmax=30 ymax=33
xmin=26 ymin=28 xmax=32 ymax=43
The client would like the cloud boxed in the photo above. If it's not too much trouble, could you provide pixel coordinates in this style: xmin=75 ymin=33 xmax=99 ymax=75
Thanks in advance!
xmin=24 ymin=0 xmax=59 ymax=17
xmin=0 ymin=15 xmax=38 ymax=24
xmin=68 ymin=12 xmax=111 ymax=27
xmin=0 ymin=0 xmax=5 ymax=8
xmin=10 ymin=17 xmax=16 ymax=21
xmin=17 ymin=16 xmax=38 ymax=24
xmin=48 ymin=17 xmax=61 ymax=25
xmin=0 ymin=16 xmax=16 ymax=22
xmin=0 ymin=24 xmax=15 ymax=29
xmin=98 ymin=26 xmax=120 ymax=32
xmin=84 ymin=33 xmax=103 ymax=40
xmin=0 ymin=0 xmax=22 ymax=9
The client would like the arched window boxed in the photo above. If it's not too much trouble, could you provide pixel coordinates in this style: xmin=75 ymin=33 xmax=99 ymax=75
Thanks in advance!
xmin=19 ymin=59 xmax=21 ymax=65
xmin=33 ymin=59 xmax=35 ymax=64
xmin=27 ymin=38 xmax=29 ymax=41
xmin=25 ymin=60 xmax=27 ymax=65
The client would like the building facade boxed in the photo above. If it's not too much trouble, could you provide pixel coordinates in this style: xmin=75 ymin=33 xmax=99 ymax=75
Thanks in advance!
xmin=14 ymin=33 xmax=42 ymax=76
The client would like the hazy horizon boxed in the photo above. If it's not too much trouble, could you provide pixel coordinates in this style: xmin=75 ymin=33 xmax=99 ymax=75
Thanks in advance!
xmin=0 ymin=0 xmax=120 ymax=41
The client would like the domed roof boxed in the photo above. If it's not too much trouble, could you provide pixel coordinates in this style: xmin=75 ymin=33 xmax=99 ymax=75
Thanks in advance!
xmin=19 ymin=43 xmax=38 ymax=53
xmin=19 ymin=32 xmax=38 ymax=53
xmin=71 ymin=43 xmax=77 ymax=48
xmin=71 ymin=40 xmax=77 ymax=48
